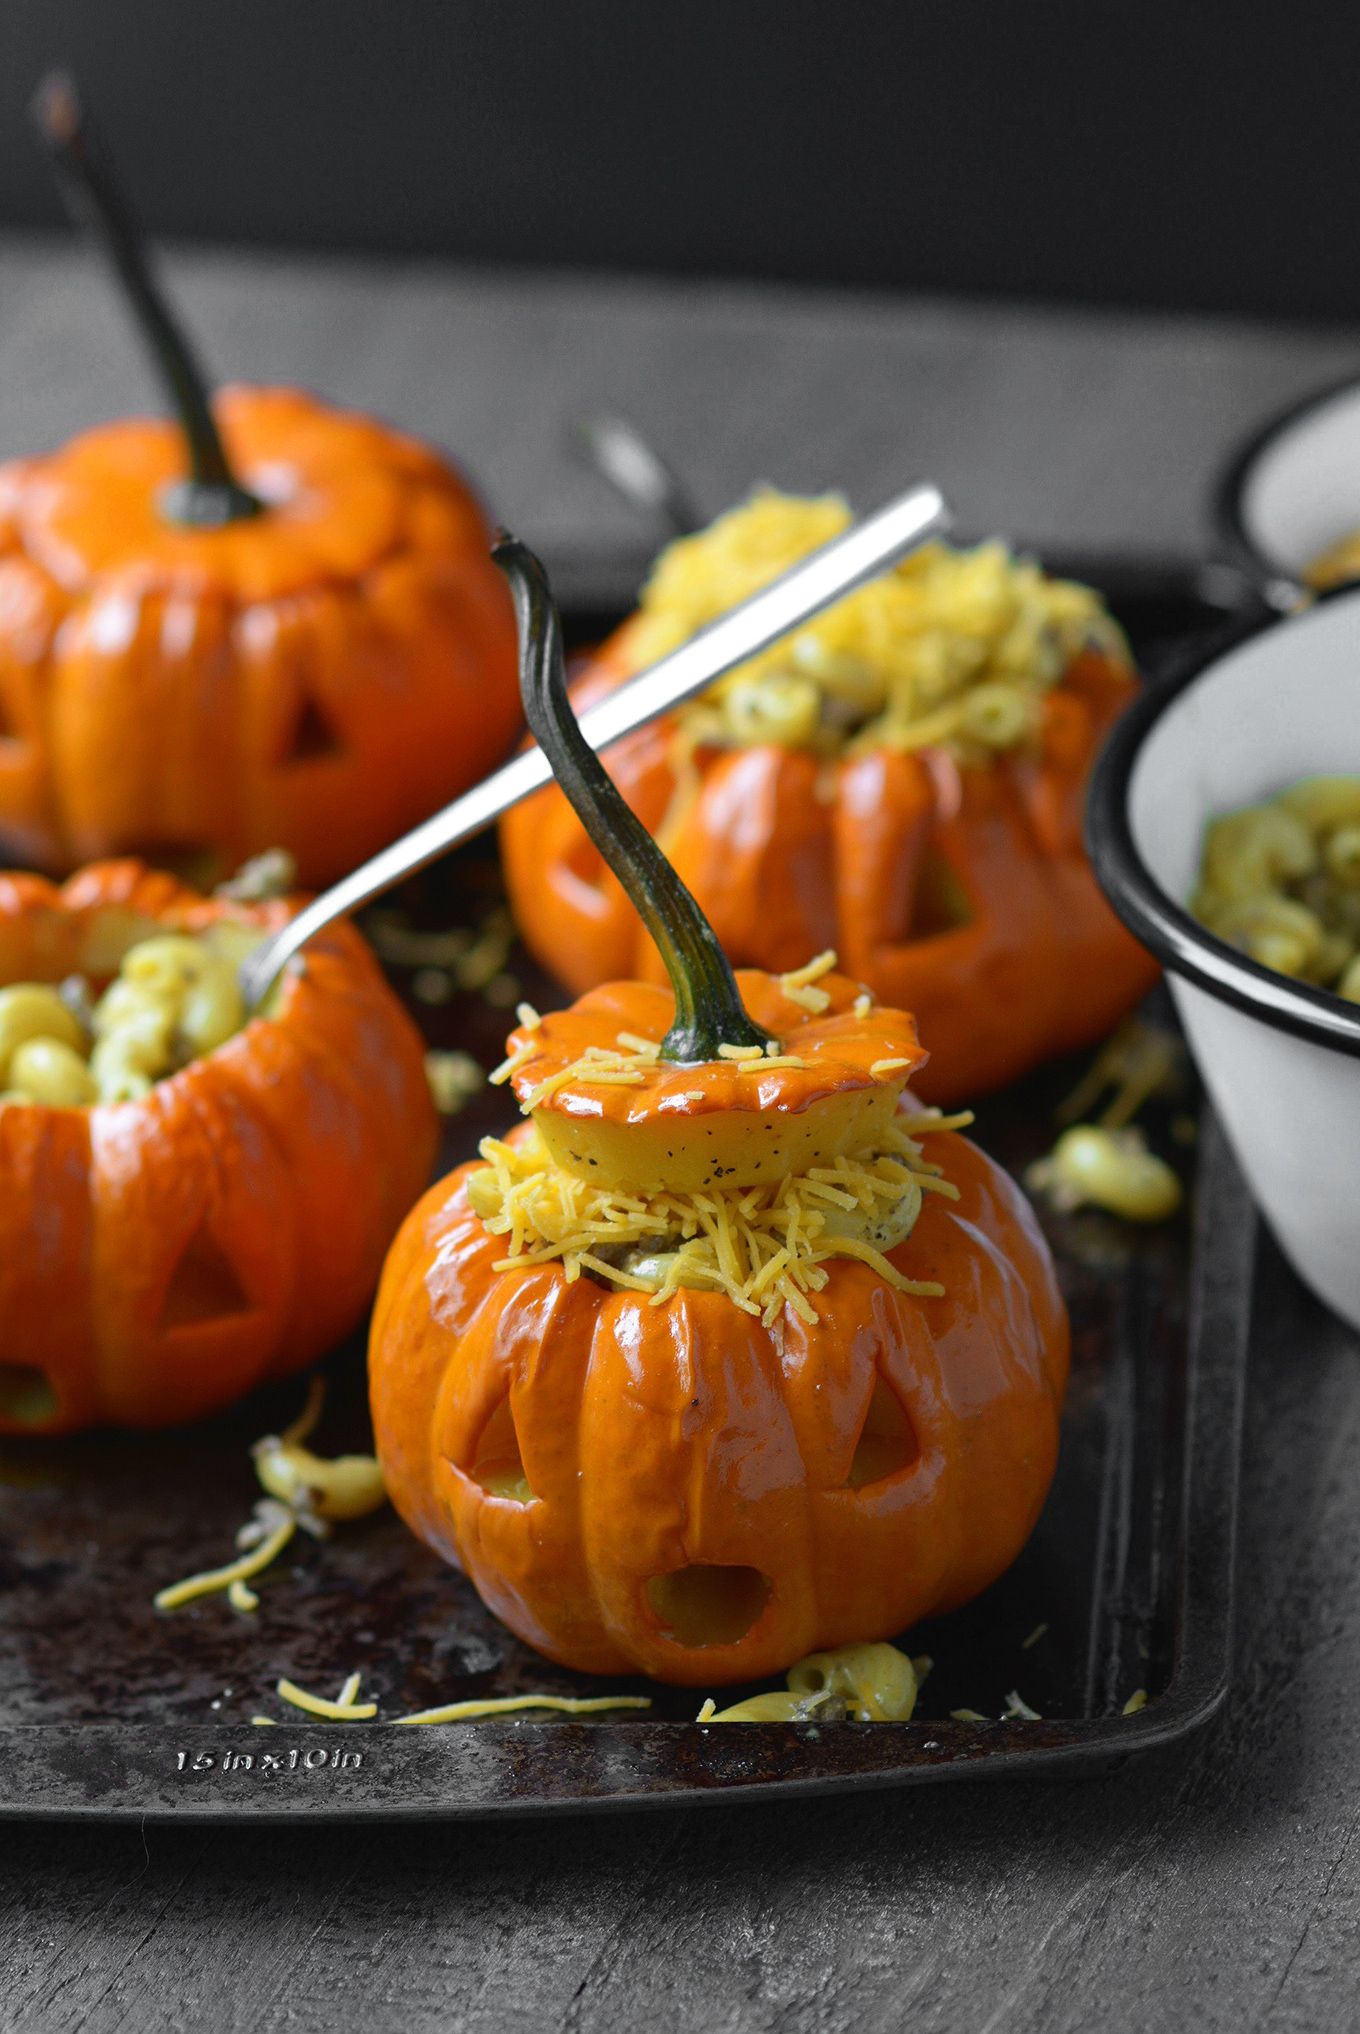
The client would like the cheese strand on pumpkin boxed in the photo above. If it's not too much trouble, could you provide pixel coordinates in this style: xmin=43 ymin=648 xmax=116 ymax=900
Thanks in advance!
xmin=469 ymin=1118 xmax=952 ymax=1326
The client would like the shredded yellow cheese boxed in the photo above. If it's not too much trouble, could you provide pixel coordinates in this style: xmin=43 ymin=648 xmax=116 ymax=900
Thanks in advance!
xmin=521 ymin=1040 xmax=664 ymax=1111
xmin=776 ymin=950 xmax=838 ymax=1015
xmin=394 ymin=1694 xmax=653 ymax=1725
xmin=516 ymin=1002 xmax=542 ymax=1030
xmin=468 ymin=1117 xmax=952 ymax=1327
xmin=624 ymin=493 xmax=1126 ymax=765
xmin=154 ymin=1503 xmax=298 ymax=1612
xmin=1003 ymin=1689 xmax=1042 ymax=1720
xmin=490 ymin=1040 xmax=540 ymax=1086
xmin=898 ymin=1107 xmax=974 ymax=1135
xmin=277 ymin=1673 xmax=377 ymax=1721
xmin=153 ymin=1377 xmax=382 ymax=1615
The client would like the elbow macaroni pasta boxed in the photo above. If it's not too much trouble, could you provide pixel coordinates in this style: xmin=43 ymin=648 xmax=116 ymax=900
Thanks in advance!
xmin=619 ymin=490 xmax=1128 ymax=765
xmin=1192 ymin=776 xmax=1360 ymax=1000
xmin=0 ymin=927 xmax=252 ymax=1108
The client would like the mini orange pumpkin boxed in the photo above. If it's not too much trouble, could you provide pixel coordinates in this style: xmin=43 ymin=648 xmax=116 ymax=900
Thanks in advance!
xmin=0 ymin=389 xmax=519 ymax=889
xmin=0 ymin=858 xmax=438 ymax=1435
xmin=502 ymin=510 xmax=1159 ymax=1103
xmin=5 ymin=84 xmax=519 ymax=887
xmin=369 ymin=539 xmax=1069 ymax=1685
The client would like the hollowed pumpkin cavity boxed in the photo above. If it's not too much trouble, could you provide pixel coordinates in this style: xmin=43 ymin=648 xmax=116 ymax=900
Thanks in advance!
xmin=160 ymin=1227 xmax=251 ymax=1330
xmin=283 ymin=695 xmax=344 ymax=765
xmin=845 ymin=1375 xmax=918 ymax=1488
xmin=0 ymin=1363 xmax=57 ymax=1426
xmin=646 ymin=1565 xmax=771 ymax=1647
xmin=470 ymin=1396 xmax=534 ymax=1503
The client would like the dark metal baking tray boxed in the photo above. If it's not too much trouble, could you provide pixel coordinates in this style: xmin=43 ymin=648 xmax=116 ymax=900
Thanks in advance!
xmin=0 ymin=564 xmax=1255 ymax=1820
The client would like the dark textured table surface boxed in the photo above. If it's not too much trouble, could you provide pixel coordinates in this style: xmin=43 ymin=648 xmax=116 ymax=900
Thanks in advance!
xmin=5 ymin=236 xmax=1360 ymax=2032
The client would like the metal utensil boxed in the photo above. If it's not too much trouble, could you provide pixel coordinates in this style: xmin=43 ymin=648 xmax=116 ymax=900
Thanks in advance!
xmin=574 ymin=414 xmax=702 ymax=537
xmin=239 ymin=480 xmax=950 ymax=1005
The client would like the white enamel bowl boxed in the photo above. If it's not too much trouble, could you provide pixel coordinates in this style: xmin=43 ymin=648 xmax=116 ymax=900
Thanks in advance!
xmin=1218 ymin=375 xmax=1360 ymax=598
xmin=1088 ymin=588 xmax=1360 ymax=1329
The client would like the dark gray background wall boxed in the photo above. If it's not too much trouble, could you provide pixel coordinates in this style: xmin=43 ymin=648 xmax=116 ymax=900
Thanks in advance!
xmin=0 ymin=0 xmax=1354 ymax=322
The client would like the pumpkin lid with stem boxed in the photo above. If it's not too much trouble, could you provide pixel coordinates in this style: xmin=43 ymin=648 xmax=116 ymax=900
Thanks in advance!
xmin=491 ymin=537 xmax=929 ymax=1192
xmin=21 ymin=75 xmax=474 ymax=602
xmin=32 ymin=71 xmax=261 ymax=533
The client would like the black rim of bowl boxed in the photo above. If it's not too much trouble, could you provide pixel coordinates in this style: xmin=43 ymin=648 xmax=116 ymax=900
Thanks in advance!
xmin=1215 ymin=368 xmax=1360 ymax=593
xmin=1086 ymin=595 xmax=1360 ymax=1062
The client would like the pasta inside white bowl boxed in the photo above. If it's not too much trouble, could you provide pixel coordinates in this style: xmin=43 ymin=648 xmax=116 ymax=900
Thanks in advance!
xmin=1088 ymin=588 xmax=1360 ymax=1330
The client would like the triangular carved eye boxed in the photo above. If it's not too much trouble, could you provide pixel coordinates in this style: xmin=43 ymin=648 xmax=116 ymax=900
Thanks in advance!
xmin=281 ymin=694 xmax=343 ymax=765
xmin=845 ymin=1374 xmax=918 ymax=1488
xmin=469 ymin=1396 xmax=534 ymax=1502
xmin=908 ymin=849 xmax=973 ymax=939
xmin=160 ymin=1226 xmax=251 ymax=1330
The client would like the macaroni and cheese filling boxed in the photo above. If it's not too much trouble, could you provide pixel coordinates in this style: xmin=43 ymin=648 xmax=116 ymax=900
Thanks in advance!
xmin=621 ymin=490 xmax=1129 ymax=764
xmin=1192 ymin=776 xmax=1360 ymax=999
xmin=0 ymin=922 xmax=261 ymax=1107
xmin=466 ymin=1106 xmax=963 ymax=1329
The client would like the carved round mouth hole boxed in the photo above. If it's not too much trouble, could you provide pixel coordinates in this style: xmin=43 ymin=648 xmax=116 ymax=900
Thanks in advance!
xmin=645 ymin=1565 xmax=771 ymax=1647
xmin=469 ymin=1396 xmax=534 ymax=1503
xmin=0 ymin=1364 xmax=58 ymax=1427
xmin=845 ymin=1374 xmax=918 ymax=1488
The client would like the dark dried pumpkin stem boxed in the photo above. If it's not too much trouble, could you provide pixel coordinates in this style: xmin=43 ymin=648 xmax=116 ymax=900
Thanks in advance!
xmin=31 ymin=71 xmax=261 ymax=529
xmin=495 ymin=534 xmax=772 ymax=1065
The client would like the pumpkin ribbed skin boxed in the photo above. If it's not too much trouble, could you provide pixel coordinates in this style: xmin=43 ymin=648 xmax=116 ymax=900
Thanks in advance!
xmin=0 ymin=860 xmax=438 ymax=1434
xmin=501 ymin=641 xmax=1159 ymax=1102
xmin=0 ymin=386 xmax=520 ymax=885
xmin=371 ymin=1120 xmax=1068 ymax=1685
xmin=370 ymin=969 xmax=1069 ymax=1686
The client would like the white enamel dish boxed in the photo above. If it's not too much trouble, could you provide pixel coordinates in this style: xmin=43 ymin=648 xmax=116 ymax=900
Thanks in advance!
xmin=1088 ymin=589 xmax=1360 ymax=1330
xmin=1218 ymin=375 xmax=1360 ymax=597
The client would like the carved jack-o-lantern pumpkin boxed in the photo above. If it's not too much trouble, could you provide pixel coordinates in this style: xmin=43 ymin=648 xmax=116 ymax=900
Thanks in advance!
xmin=369 ymin=540 xmax=1069 ymax=1684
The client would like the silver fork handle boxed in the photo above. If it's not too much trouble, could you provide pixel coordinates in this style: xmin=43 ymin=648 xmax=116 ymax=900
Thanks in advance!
xmin=239 ymin=480 xmax=950 ymax=1006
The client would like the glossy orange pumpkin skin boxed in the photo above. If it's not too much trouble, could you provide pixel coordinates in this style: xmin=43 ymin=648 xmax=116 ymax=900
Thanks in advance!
xmin=0 ymin=859 xmax=438 ymax=1435
xmin=501 ymin=640 xmax=1160 ymax=1103
xmin=0 ymin=386 xmax=520 ymax=886
xmin=371 ymin=979 xmax=1069 ymax=1686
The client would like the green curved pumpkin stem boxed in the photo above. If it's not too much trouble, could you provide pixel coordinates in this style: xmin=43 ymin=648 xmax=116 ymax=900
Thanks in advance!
xmin=31 ymin=71 xmax=261 ymax=529
xmin=494 ymin=534 xmax=773 ymax=1065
